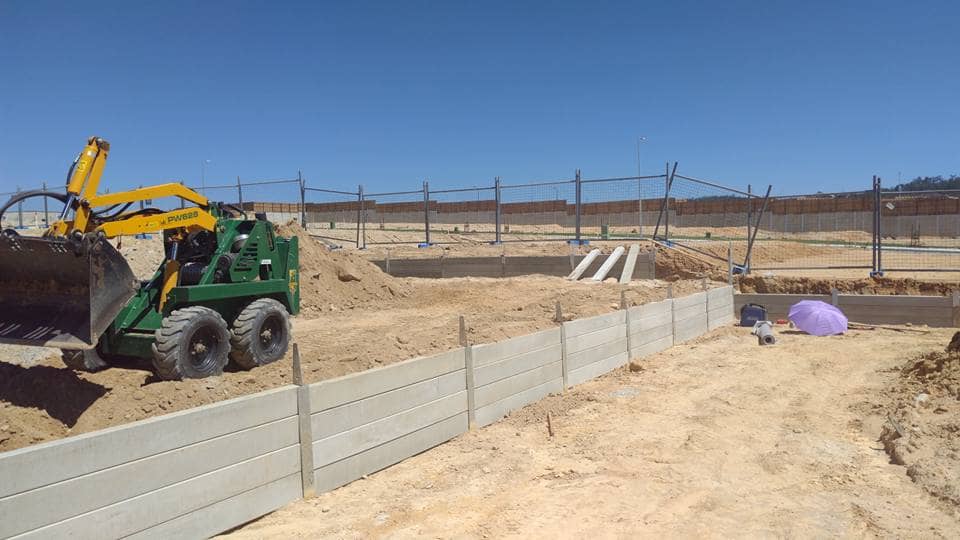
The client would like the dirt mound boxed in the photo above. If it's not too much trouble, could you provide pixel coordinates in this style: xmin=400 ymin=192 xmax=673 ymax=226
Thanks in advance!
xmin=276 ymin=222 xmax=409 ymax=314
xmin=655 ymin=246 xmax=725 ymax=281
xmin=739 ymin=275 xmax=958 ymax=295
xmin=879 ymin=349 xmax=960 ymax=513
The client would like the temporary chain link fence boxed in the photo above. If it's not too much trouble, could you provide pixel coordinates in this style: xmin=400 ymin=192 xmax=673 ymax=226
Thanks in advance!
xmin=750 ymin=188 xmax=875 ymax=272
xmin=498 ymin=177 xmax=577 ymax=242
xmin=304 ymin=185 xmax=362 ymax=246
xmin=361 ymin=187 xmax=428 ymax=246
xmin=579 ymin=173 xmax=668 ymax=241
xmin=5 ymin=169 xmax=960 ymax=276
xmin=651 ymin=167 xmax=768 ymax=273
xmin=878 ymin=184 xmax=960 ymax=273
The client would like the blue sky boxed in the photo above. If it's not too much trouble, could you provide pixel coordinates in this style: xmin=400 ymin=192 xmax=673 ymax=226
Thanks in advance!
xmin=1 ymin=1 xmax=957 ymax=198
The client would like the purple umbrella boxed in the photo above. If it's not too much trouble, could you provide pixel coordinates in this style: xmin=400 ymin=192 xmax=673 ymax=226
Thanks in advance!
xmin=788 ymin=300 xmax=848 ymax=336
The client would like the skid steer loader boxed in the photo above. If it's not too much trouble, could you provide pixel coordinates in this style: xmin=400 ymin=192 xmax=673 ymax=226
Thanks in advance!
xmin=0 ymin=137 xmax=300 ymax=379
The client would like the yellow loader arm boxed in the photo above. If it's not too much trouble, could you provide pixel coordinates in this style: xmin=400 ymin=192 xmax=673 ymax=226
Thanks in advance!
xmin=48 ymin=136 xmax=216 ymax=238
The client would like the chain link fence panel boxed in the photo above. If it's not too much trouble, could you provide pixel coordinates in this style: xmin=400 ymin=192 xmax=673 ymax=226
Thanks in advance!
xmin=304 ymin=187 xmax=361 ymax=246
xmin=235 ymin=178 xmax=303 ymax=225
xmin=498 ymin=179 xmax=577 ymax=242
xmin=655 ymin=174 xmax=761 ymax=269
xmin=362 ymin=189 xmax=428 ymax=245
xmin=427 ymin=185 xmax=497 ymax=244
xmin=579 ymin=175 xmax=666 ymax=241
xmin=750 ymin=191 xmax=874 ymax=271
xmin=879 ymin=189 xmax=960 ymax=272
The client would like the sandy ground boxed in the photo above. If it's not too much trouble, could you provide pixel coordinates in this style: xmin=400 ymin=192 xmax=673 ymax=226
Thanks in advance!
xmin=225 ymin=325 xmax=959 ymax=539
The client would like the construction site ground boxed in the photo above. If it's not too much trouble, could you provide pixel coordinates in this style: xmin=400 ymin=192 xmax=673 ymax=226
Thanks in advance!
xmin=2 ymin=226 xmax=960 ymax=452
xmin=0 ymin=227 xmax=712 ymax=452
xmin=225 ymin=325 xmax=960 ymax=538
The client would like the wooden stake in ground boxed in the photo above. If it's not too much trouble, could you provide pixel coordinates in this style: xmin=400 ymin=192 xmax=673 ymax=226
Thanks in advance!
xmin=555 ymin=300 xmax=563 ymax=323
xmin=546 ymin=412 xmax=554 ymax=437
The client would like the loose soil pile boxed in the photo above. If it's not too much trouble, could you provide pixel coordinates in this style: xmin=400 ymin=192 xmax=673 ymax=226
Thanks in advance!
xmin=879 ymin=349 xmax=960 ymax=513
xmin=277 ymin=222 xmax=409 ymax=314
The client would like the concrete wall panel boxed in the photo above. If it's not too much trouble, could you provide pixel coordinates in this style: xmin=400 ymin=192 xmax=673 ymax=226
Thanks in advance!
xmin=313 ymin=413 xmax=468 ymax=493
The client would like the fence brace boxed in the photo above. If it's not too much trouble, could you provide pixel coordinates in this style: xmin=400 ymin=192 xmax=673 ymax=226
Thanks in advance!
xmin=298 ymin=170 xmax=306 ymax=226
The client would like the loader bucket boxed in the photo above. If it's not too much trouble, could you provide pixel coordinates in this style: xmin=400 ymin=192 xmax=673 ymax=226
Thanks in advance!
xmin=0 ymin=233 xmax=138 ymax=350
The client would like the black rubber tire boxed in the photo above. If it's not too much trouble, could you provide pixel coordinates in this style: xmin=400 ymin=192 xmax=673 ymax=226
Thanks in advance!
xmin=229 ymin=298 xmax=291 ymax=370
xmin=152 ymin=306 xmax=231 ymax=380
xmin=60 ymin=348 xmax=109 ymax=372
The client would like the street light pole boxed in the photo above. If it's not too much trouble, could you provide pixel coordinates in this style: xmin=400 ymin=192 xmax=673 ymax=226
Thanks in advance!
xmin=201 ymin=159 xmax=211 ymax=192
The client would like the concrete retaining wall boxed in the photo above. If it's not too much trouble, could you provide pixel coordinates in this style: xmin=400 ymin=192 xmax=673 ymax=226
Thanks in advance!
xmin=708 ymin=286 xmax=736 ymax=330
xmin=628 ymin=298 xmax=674 ymax=357
xmin=471 ymin=328 xmax=564 ymax=427
xmin=373 ymin=251 xmax=656 ymax=280
xmin=734 ymin=293 xmax=959 ymax=327
xmin=307 ymin=349 xmax=469 ymax=493
xmin=0 ymin=386 xmax=302 ymax=540
xmin=1 ymin=287 xmax=736 ymax=538
xmin=564 ymin=310 xmax=629 ymax=386
xmin=673 ymin=291 xmax=709 ymax=343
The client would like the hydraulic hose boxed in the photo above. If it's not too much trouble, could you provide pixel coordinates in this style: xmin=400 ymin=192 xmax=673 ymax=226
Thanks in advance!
xmin=0 ymin=190 xmax=69 ymax=227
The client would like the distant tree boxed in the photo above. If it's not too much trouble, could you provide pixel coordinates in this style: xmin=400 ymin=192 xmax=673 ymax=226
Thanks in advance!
xmin=892 ymin=175 xmax=960 ymax=191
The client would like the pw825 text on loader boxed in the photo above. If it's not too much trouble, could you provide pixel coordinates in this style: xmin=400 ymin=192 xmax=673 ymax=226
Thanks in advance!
xmin=0 ymin=137 xmax=300 ymax=379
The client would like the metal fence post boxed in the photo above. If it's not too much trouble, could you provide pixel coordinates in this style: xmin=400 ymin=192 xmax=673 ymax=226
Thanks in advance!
xmin=574 ymin=169 xmax=582 ymax=243
xmin=637 ymin=176 xmax=643 ymax=238
xmin=664 ymin=163 xmax=670 ymax=240
xmin=15 ymin=186 xmax=23 ymax=228
xmin=494 ymin=176 xmax=502 ymax=244
xmin=356 ymin=184 xmax=364 ymax=248
xmin=298 ymin=170 xmax=306 ymax=226
xmin=236 ymin=176 xmax=243 ymax=207
xmin=871 ymin=176 xmax=878 ymax=275
xmin=423 ymin=180 xmax=430 ymax=245
xmin=747 ymin=184 xmax=752 ymax=245
xmin=42 ymin=181 xmax=49 ymax=227
xmin=872 ymin=176 xmax=883 ymax=277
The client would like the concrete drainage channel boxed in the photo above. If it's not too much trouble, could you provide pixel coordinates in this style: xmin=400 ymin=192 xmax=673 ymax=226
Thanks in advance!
xmin=0 ymin=286 xmax=733 ymax=539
